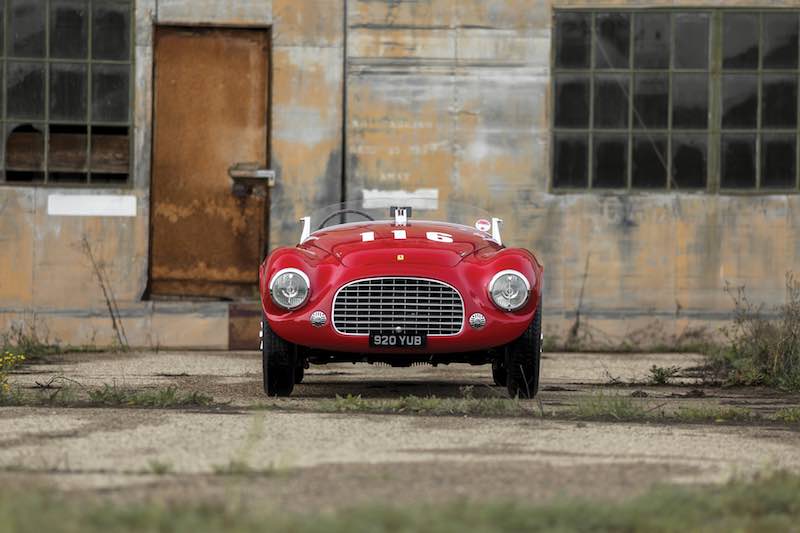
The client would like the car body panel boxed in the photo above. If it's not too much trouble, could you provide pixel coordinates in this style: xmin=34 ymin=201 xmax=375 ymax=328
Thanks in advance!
xmin=260 ymin=220 xmax=543 ymax=355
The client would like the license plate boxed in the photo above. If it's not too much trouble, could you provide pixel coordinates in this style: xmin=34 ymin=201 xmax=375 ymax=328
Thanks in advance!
xmin=369 ymin=331 xmax=427 ymax=348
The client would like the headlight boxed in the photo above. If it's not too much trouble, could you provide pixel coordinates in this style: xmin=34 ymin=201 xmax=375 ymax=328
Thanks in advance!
xmin=488 ymin=270 xmax=530 ymax=311
xmin=269 ymin=268 xmax=310 ymax=310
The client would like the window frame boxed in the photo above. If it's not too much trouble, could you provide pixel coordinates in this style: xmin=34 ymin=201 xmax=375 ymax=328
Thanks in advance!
xmin=0 ymin=0 xmax=135 ymax=188
xmin=551 ymin=8 xmax=800 ymax=195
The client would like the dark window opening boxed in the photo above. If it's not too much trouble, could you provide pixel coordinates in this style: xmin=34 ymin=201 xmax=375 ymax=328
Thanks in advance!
xmin=1 ymin=0 xmax=132 ymax=186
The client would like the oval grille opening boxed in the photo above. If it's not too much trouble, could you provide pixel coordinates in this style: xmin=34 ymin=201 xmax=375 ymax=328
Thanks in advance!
xmin=332 ymin=277 xmax=464 ymax=336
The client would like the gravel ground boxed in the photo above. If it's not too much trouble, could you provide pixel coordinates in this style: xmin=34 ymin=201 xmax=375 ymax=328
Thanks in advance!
xmin=2 ymin=350 xmax=799 ymax=509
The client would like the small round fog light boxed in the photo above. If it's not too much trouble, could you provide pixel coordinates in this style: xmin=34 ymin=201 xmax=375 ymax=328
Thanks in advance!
xmin=310 ymin=310 xmax=327 ymax=328
xmin=469 ymin=313 xmax=486 ymax=330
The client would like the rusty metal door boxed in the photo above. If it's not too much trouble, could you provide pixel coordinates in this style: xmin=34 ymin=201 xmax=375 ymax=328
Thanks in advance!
xmin=150 ymin=27 xmax=269 ymax=299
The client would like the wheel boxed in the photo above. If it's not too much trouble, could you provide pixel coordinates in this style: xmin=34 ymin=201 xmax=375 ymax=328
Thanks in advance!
xmin=491 ymin=360 xmax=507 ymax=387
xmin=261 ymin=314 xmax=296 ymax=397
xmin=504 ymin=299 xmax=542 ymax=399
xmin=294 ymin=365 xmax=305 ymax=384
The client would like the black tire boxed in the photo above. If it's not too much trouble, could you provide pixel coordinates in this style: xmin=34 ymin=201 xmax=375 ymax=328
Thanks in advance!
xmin=261 ymin=315 xmax=296 ymax=397
xmin=294 ymin=365 xmax=305 ymax=384
xmin=505 ymin=300 xmax=542 ymax=399
xmin=491 ymin=360 xmax=507 ymax=387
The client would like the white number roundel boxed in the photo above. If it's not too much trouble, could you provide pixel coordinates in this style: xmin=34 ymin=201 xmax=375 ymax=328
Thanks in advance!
xmin=426 ymin=231 xmax=454 ymax=243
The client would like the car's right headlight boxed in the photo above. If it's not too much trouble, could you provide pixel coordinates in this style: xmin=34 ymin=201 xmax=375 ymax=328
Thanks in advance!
xmin=488 ymin=270 xmax=530 ymax=311
xmin=269 ymin=268 xmax=310 ymax=310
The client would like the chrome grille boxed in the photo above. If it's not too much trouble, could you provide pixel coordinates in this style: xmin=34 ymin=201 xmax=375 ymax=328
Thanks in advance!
xmin=332 ymin=277 xmax=464 ymax=336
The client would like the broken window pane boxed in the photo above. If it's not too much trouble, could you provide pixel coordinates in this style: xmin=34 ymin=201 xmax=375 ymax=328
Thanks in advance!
xmin=5 ymin=124 xmax=45 ymax=182
xmin=634 ymin=74 xmax=668 ymax=129
xmin=674 ymin=13 xmax=709 ymax=69
xmin=634 ymin=13 xmax=670 ymax=69
xmin=595 ymin=13 xmax=630 ymax=69
xmin=632 ymin=135 xmax=667 ymax=188
xmin=48 ymin=124 xmax=87 ymax=173
xmin=50 ymin=63 xmax=88 ymax=121
xmin=92 ymin=1 xmax=131 ymax=60
xmin=555 ymin=12 xmax=590 ymax=68
xmin=721 ymin=134 xmax=756 ymax=188
xmin=553 ymin=134 xmax=588 ymax=188
xmin=762 ymin=75 xmax=798 ymax=129
xmin=761 ymin=135 xmax=796 ymax=189
xmin=50 ymin=0 xmax=88 ymax=59
xmin=593 ymin=135 xmax=628 ymax=188
xmin=672 ymin=134 xmax=707 ymax=189
xmin=92 ymin=64 xmax=130 ymax=122
xmin=555 ymin=75 xmax=590 ymax=128
xmin=594 ymin=75 xmax=629 ymax=129
xmin=722 ymin=74 xmax=758 ymax=129
xmin=91 ymin=126 xmax=129 ymax=177
xmin=9 ymin=0 xmax=45 ymax=57
xmin=723 ymin=13 xmax=759 ymax=69
xmin=763 ymin=13 xmax=799 ymax=69
xmin=672 ymin=74 xmax=708 ymax=129
xmin=7 ymin=62 xmax=45 ymax=120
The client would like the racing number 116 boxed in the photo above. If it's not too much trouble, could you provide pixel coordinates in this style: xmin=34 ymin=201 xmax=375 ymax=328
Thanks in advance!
xmin=360 ymin=231 xmax=453 ymax=243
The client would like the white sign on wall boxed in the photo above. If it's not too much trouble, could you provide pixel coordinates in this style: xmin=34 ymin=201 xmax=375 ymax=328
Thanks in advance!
xmin=47 ymin=194 xmax=138 ymax=217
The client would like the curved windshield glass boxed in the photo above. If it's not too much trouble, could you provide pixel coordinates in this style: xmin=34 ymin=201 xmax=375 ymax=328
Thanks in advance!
xmin=308 ymin=195 xmax=495 ymax=233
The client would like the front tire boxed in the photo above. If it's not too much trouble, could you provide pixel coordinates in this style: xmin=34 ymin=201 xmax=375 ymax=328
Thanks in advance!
xmin=491 ymin=360 xmax=507 ymax=387
xmin=261 ymin=315 xmax=296 ymax=397
xmin=504 ymin=300 xmax=542 ymax=399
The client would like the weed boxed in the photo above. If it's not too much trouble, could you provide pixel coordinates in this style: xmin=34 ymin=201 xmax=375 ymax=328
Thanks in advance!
xmin=672 ymin=405 xmax=756 ymax=423
xmin=146 ymin=460 xmax=173 ymax=475
xmin=1 ymin=322 xmax=61 ymax=360
xmin=710 ymin=273 xmax=800 ymax=391
xmin=569 ymin=394 xmax=648 ymax=421
xmin=86 ymin=384 xmax=214 ymax=408
xmin=319 ymin=394 xmax=536 ymax=418
xmin=0 ymin=351 xmax=25 ymax=397
xmin=648 ymin=365 xmax=681 ymax=385
xmin=774 ymin=407 xmax=800 ymax=424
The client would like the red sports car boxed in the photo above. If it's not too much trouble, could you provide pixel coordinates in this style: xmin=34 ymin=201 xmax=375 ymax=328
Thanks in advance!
xmin=259 ymin=198 xmax=544 ymax=398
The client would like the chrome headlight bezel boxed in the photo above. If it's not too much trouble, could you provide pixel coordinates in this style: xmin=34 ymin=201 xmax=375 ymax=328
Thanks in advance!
xmin=269 ymin=268 xmax=311 ymax=310
xmin=488 ymin=269 xmax=531 ymax=312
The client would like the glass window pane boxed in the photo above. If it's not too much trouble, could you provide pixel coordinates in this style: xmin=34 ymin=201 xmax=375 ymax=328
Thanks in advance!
xmin=553 ymin=134 xmax=588 ymax=188
xmin=555 ymin=12 xmax=590 ymax=68
xmin=721 ymin=134 xmax=756 ymax=189
xmin=9 ymin=0 xmax=45 ymax=57
xmin=6 ymin=124 xmax=45 ymax=182
xmin=762 ymin=75 xmax=798 ymax=129
xmin=672 ymin=134 xmax=707 ymax=189
xmin=594 ymin=75 xmax=628 ymax=129
xmin=761 ymin=135 xmax=796 ymax=189
xmin=633 ymin=74 xmax=668 ymax=129
xmin=722 ymin=74 xmax=758 ymax=129
xmin=48 ymin=124 xmax=88 ymax=173
xmin=595 ymin=13 xmax=630 ymax=69
xmin=763 ymin=14 xmax=799 ymax=69
xmin=672 ymin=74 xmax=708 ymax=130
xmin=50 ymin=0 xmax=88 ymax=59
xmin=50 ymin=63 xmax=88 ymax=122
xmin=723 ymin=13 xmax=759 ymax=69
xmin=92 ymin=64 xmax=130 ymax=122
xmin=92 ymin=1 xmax=131 ymax=60
xmin=554 ymin=75 xmax=589 ymax=128
xmin=674 ymin=13 xmax=709 ymax=69
xmin=634 ymin=13 xmax=670 ymax=69
xmin=632 ymin=136 xmax=667 ymax=189
xmin=7 ymin=62 xmax=45 ymax=120
xmin=593 ymin=135 xmax=628 ymax=188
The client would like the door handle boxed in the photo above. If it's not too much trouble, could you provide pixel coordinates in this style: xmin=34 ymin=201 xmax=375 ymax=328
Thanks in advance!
xmin=228 ymin=162 xmax=276 ymax=187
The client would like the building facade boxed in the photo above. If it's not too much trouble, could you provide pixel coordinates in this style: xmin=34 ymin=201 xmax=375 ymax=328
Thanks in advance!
xmin=1 ymin=0 xmax=798 ymax=349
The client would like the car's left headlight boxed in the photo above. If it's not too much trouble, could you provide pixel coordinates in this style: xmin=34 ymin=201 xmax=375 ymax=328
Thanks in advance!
xmin=488 ymin=270 xmax=530 ymax=311
xmin=270 ymin=268 xmax=310 ymax=310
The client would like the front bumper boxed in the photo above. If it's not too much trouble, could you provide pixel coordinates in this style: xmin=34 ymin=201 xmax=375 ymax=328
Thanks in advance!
xmin=264 ymin=263 xmax=539 ymax=354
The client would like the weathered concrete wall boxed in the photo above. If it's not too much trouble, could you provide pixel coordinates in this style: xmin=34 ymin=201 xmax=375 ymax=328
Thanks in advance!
xmin=0 ymin=0 xmax=344 ymax=349
xmin=345 ymin=0 xmax=800 ymax=346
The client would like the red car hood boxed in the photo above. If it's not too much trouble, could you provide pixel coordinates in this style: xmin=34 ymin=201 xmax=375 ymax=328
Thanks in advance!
xmin=302 ymin=221 xmax=500 ymax=268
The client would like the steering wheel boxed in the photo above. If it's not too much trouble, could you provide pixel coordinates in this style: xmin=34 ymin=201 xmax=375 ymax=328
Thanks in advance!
xmin=317 ymin=209 xmax=375 ymax=229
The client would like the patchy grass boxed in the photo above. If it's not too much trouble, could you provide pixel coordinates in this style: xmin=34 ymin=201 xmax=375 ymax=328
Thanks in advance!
xmin=1 ymin=471 xmax=799 ymax=532
xmin=568 ymin=394 xmax=649 ymax=421
xmin=0 ymin=383 xmax=215 ymax=409
xmin=774 ymin=407 xmax=800 ymax=425
xmin=648 ymin=365 xmax=682 ymax=385
xmin=709 ymin=273 xmax=800 ymax=391
xmin=306 ymin=393 xmax=538 ymax=418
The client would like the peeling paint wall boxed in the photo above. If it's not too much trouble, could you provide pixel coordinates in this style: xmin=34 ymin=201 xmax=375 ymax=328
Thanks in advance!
xmin=1 ymin=0 xmax=798 ymax=349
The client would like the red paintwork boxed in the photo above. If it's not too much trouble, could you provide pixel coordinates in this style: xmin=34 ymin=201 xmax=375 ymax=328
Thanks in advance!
xmin=259 ymin=220 xmax=543 ymax=354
